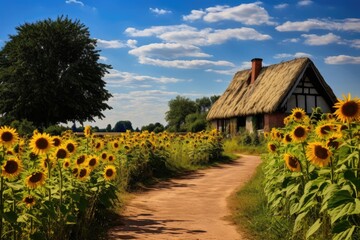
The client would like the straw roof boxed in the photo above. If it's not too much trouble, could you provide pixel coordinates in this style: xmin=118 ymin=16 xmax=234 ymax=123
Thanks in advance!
xmin=207 ymin=57 xmax=336 ymax=120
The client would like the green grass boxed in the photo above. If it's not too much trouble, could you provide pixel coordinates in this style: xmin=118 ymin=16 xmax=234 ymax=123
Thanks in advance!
xmin=229 ymin=161 xmax=294 ymax=240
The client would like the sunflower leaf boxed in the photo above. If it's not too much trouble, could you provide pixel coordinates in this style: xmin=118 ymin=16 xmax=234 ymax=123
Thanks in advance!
xmin=306 ymin=218 xmax=322 ymax=239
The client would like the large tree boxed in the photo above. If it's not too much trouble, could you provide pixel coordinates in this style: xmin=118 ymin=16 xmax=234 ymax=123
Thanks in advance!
xmin=0 ymin=16 xmax=112 ymax=127
xmin=165 ymin=96 xmax=197 ymax=132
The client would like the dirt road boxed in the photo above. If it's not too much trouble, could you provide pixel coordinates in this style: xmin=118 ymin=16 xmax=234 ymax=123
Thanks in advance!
xmin=107 ymin=155 xmax=261 ymax=240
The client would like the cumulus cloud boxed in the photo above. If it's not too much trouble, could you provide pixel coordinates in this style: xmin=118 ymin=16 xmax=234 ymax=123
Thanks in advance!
xmin=137 ymin=57 xmax=235 ymax=69
xmin=183 ymin=2 xmax=276 ymax=25
xmin=324 ymin=55 xmax=360 ymax=64
xmin=302 ymin=33 xmax=342 ymax=45
xmin=276 ymin=18 xmax=360 ymax=32
xmin=150 ymin=8 xmax=172 ymax=15
xmin=297 ymin=0 xmax=313 ymax=6
xmin=282 ymin=38 xmax=300 ymax=43
xmin=206 ymin=61 xmax=252 ymax=75
xmin=126 ymin=25 xmax=271 ymax=46
xmin=128 ymin=43 xmax=211 ymax=59
xmin=274 ymin=3 xmax=289 ymax=9
xmin=99 ymin=56 xmax=108 ymax=61
xmin=274 ymin=52 xmax=312 ymax=59
xmin=96 ymin=39 xmax=137 ymax=49
xmin=349 ymin=39 xmax=360 ymax=49
xmin=104 ymin=69 xmax=185 ymax=85
xmin=65 ymin=0 xmax=84 ymax=6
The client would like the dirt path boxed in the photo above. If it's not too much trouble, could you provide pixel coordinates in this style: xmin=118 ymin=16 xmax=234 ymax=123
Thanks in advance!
xmin=107 ymin=155 xmax=261 ymax=240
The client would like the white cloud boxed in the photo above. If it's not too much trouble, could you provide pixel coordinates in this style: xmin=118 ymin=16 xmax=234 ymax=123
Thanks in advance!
xmin=274 ymin=3 xmax=289 ymax=9
xmin=276 ymin=18 xmax=360 ymax=32
xmin=65 ymin=0 xmax=84 ymax=6
xmin=182 ymin=10 xmax=206 ymax=21
xmin=150 ymin=8 xmax=172 ymax=15
xmin=128 ymin=43 xmax=211 ymax=59
xmin=349 ymin=39 xmax=360 ymax=49
xmin=126 ymin=25 xmax=271 ymax=46
xmin=104 ymin=69 xmax=185 ymax=85
xmin=302 ymin=33 xmax=342 ymax=45
xmin=297 ymin=0 xmax=313 ymax=6
xmin=183 ymin=2 xmax=276 ymax=25
xmin=274 ymin=52 xmax=312 ymax=59
xmin=206 ymin=61 xmax=251 ymax=75
xmin=96 ymin=39 xmax=137 ymax=49
xmin=99 ymin=56 xmax=108 ymax=61
xmin=97 ymin=39 xmax=126 ymax=48
xmin=324 ymin=55 xmax=360 ymax=64
xmin=137 ymin=57 xmax=235 ymax=69
xmin=282 ymin=38 xmax=300 ymax=43
xmin=125 ymin=25 xmax=193 ymax=37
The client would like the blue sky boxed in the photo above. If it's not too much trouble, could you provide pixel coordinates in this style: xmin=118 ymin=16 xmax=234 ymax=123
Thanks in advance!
xmin=1 ymin=0 xmax=359 ymax=128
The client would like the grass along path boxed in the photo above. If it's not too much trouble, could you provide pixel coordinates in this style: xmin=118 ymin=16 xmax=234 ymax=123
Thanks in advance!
xmin=107 ymin=155 xmax=261 ymax=240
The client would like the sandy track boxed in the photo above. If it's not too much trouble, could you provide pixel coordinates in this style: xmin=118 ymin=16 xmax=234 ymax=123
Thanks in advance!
xmin=107 ymin=155 xmax=261 ymax=240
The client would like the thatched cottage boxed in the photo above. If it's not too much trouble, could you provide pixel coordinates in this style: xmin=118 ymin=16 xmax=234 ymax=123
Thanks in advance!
xmin=206 ymin=57 xmax=337 ymax=134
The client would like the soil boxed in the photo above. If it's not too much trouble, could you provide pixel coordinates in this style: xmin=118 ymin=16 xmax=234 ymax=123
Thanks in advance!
xmin=107 ymin=155 xmax=261 ymax=240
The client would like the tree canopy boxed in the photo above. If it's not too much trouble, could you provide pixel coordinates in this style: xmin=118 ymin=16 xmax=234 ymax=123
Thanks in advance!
xmin=0 ymin=16 xmax=112 ymax=127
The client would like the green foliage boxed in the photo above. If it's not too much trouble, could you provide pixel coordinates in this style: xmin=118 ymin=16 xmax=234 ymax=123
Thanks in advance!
xmin=141 ymin=122 xmax=165 ymax=133
xmin=10 ymin=119 xmax=36 ymax=137
xmin=0 ymin=16 xmax=112 ymax=128
xmin=184 ymin=113 xmax=207 ymax=132
xmin=44 ymin=124 xmax=68 ymax=135
xmin=112 ymin=120 xmax=133 ymax=132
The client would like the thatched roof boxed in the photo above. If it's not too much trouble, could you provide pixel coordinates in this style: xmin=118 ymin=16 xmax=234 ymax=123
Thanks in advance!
xmin=207 ymin=57 xmax=337 ymax=120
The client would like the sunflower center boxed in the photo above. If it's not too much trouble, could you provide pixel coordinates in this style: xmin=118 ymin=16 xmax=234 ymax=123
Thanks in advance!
xmin=288 ymin=156 xmax=298 ymax=168
xmin=327 ymin=138 xmax=339 ymax=149
xmin=1 ymin=132 xmax=13 ymax=142
xmin=89 ymin=158 xmax=96 ymax=166
xmin=29 ymin=172 xmax=43 ymax=183
xmin=67 ymin=143 xmax=75 ymax=153
xmin=106 ymin=169 xmax=114 ymax=177
xmin=4 ymin=160 xmax=18 ymax=174
xmin=294 ymin=127 xmax=306 ymax=138
xmin=72 ymin=168 xmax=79 ymax=175
xmin=114 ymin=143 xmax=119 ymax=148
xmin=95 ymin=143 xmax=101 ymax=149
xmin=101 ymin=153 xmax=107 ymax=160
xmin=320 ymin=125 xmax=331 ymax=134
xmin=108 ymin=156 xmax=114 ymax=161
xmin=341 ymin=101 xmax=358 ymax=117
xmin=314 ymin=145 xmax=329 ymax=160
xmin=53 ymin=138 xmax=61 ymax=147
xmin=56 ymin=149 xmax=67 ymax=159
xmin=35 ymin=138 xmax=48 ymax=150
xmin=77 ymin=155 xmax=86 ymax=165
xmin=25 ymin=196 xmax=34 ymax=204
xmin=285 ymin=134 xmax=292 ymax=142
xmin=294 ymin=112 xmax=303 ymax=119
xmin=79 ymin=169 xmax=87 ymax=178
xmin=64 ymin=161 xmax=70 ymax=167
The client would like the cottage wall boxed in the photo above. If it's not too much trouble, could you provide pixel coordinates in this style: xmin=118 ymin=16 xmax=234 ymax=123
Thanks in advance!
xmin=264 ymin=112 xmax=287 ymax=132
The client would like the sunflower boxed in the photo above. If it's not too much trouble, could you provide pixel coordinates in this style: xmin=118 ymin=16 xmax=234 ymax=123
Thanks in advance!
xmin=326 ymin=134 xmax=342 ymax=150
xmin=84 ymin=125 xmax=92 ymax=138
xmin=77 ymin=168 xmax=90 ymax=181
xmin=2 ymin=158 xmax=23 ymax=179
xmin=52 ymin=136 xmax=62 ymax=147
xmin=100 ymin=152 xmax=108 ymax=161
xmin=267 ymin=142 xmax=277 ymax=153
xmin=0 ymin=126 xmax=19 ymax=147
xmin=291 ymin=125 xmax=308 ymax=142
xmin=63 ymin=159 xmax=71 ymax=169
xmin=291 ymin=108 xmax=307 ymax=122
xmin=306 ymin=142 xmax=332 ymax=167
xmin=55 ymin=146 xmax=69 ymax=159
xmin=64 ymin=140 xmax=77 ymax=155
xmin=108 ymin=154 xmax=115 ymax=162
xmin=315 ymin=122 xmax=333 ymax=138
xmin=334 ymin=93 xmax=360 ymax=123
xmin=87 ymin=155 xmax=99 ymax=169
xmin=25 ymin=171 xmax=46 ymax=189
xmin=72 ymin=167 xmax=79 ymax=177
xmin=283 ymin=115 xmax=293 ymax=125
xmin=29 ymin=133 xmax=53 ymax=155
xmin=111 ymin=140 xmax=120 ymax=150
xmin=76 ymin=154 xmax=86 ymax=166
xmin=283 ymin=134 xmax=292 ymax=144
xmin=284 ymin=154 xmax=301 ymax=172
xmin=40 ymin=156 xmax=55 ymax=170
xmin=23 ymin=195 xmax=36 ymax=208
xmin=93 ymin=140 xmax=104 ymax=151
xmin=104 ymin=165 xmax=117 ymax=181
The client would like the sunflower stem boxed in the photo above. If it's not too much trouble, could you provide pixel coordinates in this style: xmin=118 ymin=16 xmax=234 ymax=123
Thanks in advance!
xmin=301 ymin=143 xmax=309 ymax=179
xmin=0 ymin=177 xmax=3 ymax=240
xmin=330 ymin=156 xmax=334 ymax=184
xmin=57 ymin=160 xmax=63 ymax=206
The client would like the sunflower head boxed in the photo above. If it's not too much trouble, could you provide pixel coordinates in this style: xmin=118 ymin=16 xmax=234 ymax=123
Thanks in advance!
xmin=52 ymin=136 xmax=62 ymax=147
xmin=334 ymin=93 xmax=360 ymax=123
xmin=64 ymin=140 xmax=77 ymax=155
xmin=283 ymin=134 xmax=292 ymax=144
xmin=100 ymin=152 xmax=108 ymax=161
xmin=326 ymin=134 xmax=342 ymax=150
xmin=306 ymin=142 xmax=332 ymax=167
xmin=108 ymin=154 xmax=115 ymax=162
xmin=25 ymin=171 xmax=46 ymax=189
xmin=30 ymin=133 xmax=53 ymax=155
xmin=76 ymin=154 xmax=87 ymax=166
xmin=284 ymin=154 xmax=301 ymax=172
xmin=77 ymin=168 xmax=90 ymax=181
xmin=87 ymin=155 xmax=99 ymax=169
xmin=104 ymin=165 xmax=117 ymax=181
xmin=23 ymin=195 xmax=36 ymax=208
xmin=111 ymin=140 xmax=120 ymax=150
xmin=291 ymin=108 xmax=307 ymax=122
xmin=55 ymin=146 xmax=69 ymax=159
xmin=2 ymin=158 xmax=23 ymax=179
xmin=267 ymin=142 xmax=277 ymax=153
xmin=315 ymin=122 xmax=333 ymax=138
xmin=94 ymin=140 xmax=104 ymax=151
xmin=40 ymin=156 xmax=55 ymax=170
xmin=0 ymin=126 xmax=19 ymax=147
xmin=291 ymin=125 xmax=308 ymax=142
xmin=63 ymin=159 xmax=71 ymax=169
xmin=84 ymin=125 xmax=92 ymax=138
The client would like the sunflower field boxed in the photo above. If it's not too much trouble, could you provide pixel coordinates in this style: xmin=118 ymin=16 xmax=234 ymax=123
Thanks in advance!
xmin=262 ymin=94 xmax=360 ymax=240
xmin=0 ymin=127 xmax=223 ymax=240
